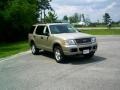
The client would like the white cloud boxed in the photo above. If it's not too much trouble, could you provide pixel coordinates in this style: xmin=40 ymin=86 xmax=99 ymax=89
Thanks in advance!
xmin=51 ymin=0 xmax=120 ymax=22
xmin=52 ymin=3 xmax=102 ymax=21
xmin=104 ymin=2 xmax=117 ymax=12
xmin=52 ymin=4 xmax=78 ymax=17
xmin=85 ymin=0 xmax=107 ymax=3
xmin=51 ymin=0 xmax=108 ymax=6
xmin=95 ymin=2 xmax=118 ymax=22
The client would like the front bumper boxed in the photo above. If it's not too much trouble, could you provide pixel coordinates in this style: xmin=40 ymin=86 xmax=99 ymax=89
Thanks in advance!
xmin=62 ymin=43 xmax=97 ymax=55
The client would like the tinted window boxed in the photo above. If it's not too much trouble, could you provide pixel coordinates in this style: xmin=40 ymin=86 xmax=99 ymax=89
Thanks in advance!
xmin=36 ymin=26 xmax=45 ymax=35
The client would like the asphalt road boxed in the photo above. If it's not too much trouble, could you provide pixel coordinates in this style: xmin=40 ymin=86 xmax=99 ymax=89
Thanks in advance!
xmin=0 ymin=36 xmax=120 ymax=90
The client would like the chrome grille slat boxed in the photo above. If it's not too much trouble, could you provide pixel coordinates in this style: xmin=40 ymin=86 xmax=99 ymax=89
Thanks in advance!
xmin=75 ymin=38 xmax=91 ymax=44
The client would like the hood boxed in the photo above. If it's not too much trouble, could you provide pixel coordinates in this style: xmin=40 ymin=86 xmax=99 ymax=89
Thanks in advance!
xmin=53 ymin=32 xmax=93 ymax=40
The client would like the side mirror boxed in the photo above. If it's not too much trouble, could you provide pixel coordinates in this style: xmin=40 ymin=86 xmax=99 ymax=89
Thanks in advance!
xmin=45 ymin=32 xmax=50 ymax=36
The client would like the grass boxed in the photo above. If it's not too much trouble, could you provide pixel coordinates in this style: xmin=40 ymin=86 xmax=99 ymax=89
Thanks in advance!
xmin=80 ymin=29 xmax=120 ymax=35
xmin=0 ymin=41 xmax=29 ymax=58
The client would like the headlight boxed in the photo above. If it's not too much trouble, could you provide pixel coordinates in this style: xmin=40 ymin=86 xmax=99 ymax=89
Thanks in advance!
xmin=65 ymin=39 xmax=76 ymax=45
xmin=91 ymin=37 xmax=96 ymax=43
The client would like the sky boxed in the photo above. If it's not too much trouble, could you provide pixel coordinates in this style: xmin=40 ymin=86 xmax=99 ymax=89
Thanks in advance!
xmin=51 ymin=0 xmax=120 ymax=22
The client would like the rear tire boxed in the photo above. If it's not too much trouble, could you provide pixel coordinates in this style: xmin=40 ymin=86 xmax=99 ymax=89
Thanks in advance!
xmin=54 ymin=46 xmax=65 ymax=63
xmin=31 ymin=43 xmax=39 ymax=55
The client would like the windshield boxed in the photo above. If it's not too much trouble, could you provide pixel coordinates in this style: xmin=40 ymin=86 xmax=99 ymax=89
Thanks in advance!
xmin=49 ymin=24 xmax=77 ymax=34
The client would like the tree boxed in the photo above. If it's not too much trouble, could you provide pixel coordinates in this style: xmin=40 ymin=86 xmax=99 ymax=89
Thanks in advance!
xmin=69 ymin=16 xmax=75 ymax=23
xmin=0 ymin=0 xmax=54 ymax=42
xmin=63 ymin=15 xmax=68 ymax=21
xmin=0 ymin=0 xmax=38 ymax=42
xmin=69 ymin=13 xmax=80 ymax=23
xmin=45 ymin=11 xmax=57 ymax=23
xmin=0 ymin=0 xmax=11 ymax=10
xmin=85 ymin=15 xmax=91 ymax=26
xmin=37 ymin=0 xmax=53 ymax=23
xmin=103 ymin=13 xmax=112 ymax=25
xmin=74 ymin=13 xmax=79 ymax=22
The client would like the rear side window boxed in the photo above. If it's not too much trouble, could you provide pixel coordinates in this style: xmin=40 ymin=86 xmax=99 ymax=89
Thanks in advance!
xmin=29 ymin=26 xmax=35 ymax=33
xmin=36 ymin=26 xmax=45 ymax=35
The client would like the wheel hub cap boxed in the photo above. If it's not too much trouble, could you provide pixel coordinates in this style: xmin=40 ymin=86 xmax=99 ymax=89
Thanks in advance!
xmin=55 ymin=49 xmax=61 ymax=61
xmin=32 ymin=45 xmax=35 ymax=53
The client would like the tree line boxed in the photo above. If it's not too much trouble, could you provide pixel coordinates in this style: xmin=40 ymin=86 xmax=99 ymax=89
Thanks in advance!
xmin=0 ymin=0 xmax=57 ymax=42
xmin=63 ymin=13 xmax=112 ymax=25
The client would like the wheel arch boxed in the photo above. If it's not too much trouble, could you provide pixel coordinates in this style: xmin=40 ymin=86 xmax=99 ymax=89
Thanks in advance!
xmin=30 ymin=40 xmax=35 ymax=46
xmin=52 ymin=43 xmax=62 ymax=51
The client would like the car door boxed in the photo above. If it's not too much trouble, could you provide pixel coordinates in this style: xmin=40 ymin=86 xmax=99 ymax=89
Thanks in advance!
xmin=34 ymin=25 xmax=45 ymax=49
xmin=42 ymin=26 xmax=53 ymax=51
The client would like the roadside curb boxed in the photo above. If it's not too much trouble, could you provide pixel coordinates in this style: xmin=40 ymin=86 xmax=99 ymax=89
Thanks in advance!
xmin=0 ymin=50 xmax=31 ymax=62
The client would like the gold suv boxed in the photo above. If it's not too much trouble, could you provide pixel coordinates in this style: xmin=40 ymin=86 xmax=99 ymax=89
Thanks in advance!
xmin=29 ymin=23 xmax=97 ymax=63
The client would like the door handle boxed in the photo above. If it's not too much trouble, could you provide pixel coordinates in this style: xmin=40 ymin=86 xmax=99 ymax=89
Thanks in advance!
xmin=41 ymin=37 xmax=43 ymax=39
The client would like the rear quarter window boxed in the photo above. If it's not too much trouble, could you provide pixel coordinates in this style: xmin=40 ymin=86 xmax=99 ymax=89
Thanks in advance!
xmin=35 ymin=26 xmax=45 ymax=35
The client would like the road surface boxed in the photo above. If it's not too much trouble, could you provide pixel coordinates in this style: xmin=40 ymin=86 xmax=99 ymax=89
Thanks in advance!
xmin=0 ymin=36 xmax=120 ymax=90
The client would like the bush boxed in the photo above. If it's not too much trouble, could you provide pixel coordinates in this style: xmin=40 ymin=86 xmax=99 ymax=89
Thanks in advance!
xmin=0 ymin=0 xmax=37 ymax=42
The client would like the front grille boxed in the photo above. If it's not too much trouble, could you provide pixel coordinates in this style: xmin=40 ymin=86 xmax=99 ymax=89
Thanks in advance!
xmin=75 ymin=38 xmax=91 ymax=44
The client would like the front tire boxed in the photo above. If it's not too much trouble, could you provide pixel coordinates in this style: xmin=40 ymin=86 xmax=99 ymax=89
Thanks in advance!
xmin=31 ymin=43 xmax=39 ymax=55
xmin=54 ymin=46 xmax=64 ymax=63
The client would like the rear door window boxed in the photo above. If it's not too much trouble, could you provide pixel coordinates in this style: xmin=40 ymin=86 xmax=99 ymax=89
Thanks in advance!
xmin=35 ymin=26 xmax=45 ymax=35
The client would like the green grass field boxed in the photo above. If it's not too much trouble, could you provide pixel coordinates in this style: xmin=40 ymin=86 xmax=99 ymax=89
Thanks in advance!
xmin=81 ymin=29 xmax=120 ymax=35
xmin=0 ymin=41 xmax=29 ymax=58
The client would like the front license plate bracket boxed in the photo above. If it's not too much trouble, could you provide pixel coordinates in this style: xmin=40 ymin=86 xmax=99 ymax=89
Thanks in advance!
xmin=83 ymin=49 xmax=89 ymax=54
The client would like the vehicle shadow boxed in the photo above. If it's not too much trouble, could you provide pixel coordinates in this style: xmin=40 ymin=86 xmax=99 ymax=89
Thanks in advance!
xmin=65 ymin=56 xmax=106 ymax=65
xmin=38 ymin=51 xmax=54 ymax=59
xmin=38 ymin=51 xmax=106 ymax=65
